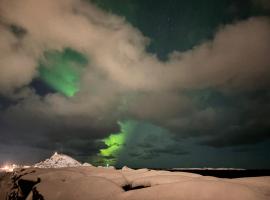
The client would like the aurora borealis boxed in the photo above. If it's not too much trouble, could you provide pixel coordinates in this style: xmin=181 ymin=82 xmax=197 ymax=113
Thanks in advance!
xmin=1 ymin=0 xmax=270 ymax=169
xmin=96 ymin=120 xmax=188 ymax=167
xmin=99 ymin=122 xmax=127 ymax=165
xmin=100 ymin=132 xmax=125 ymax=158
xmin=38 ymin=48 xmax=87 ymax=97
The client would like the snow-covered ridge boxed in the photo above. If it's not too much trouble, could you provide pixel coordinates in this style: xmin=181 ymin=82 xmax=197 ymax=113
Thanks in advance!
xmin=172 ymin=168 xmax=246 ymax=170
xmin=34 ymin=152 xmax=82 ymax=168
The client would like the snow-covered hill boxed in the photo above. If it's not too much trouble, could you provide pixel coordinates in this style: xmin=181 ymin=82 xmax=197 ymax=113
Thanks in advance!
xmin=34 ymin=152 xmax=82 ymax=168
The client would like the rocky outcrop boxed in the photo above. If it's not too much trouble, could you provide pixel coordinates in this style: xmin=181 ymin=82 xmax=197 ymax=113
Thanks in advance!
xmin=34 ymin=152 xmax=82 ymax=168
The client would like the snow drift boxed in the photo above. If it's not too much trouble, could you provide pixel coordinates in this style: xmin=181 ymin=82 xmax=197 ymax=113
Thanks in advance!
xmin=0 ymin=154 xmax=269 ymax=200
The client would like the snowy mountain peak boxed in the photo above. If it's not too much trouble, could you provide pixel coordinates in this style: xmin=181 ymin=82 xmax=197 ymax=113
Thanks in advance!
xmin=34 ymin=152 xmax=82 ymax=168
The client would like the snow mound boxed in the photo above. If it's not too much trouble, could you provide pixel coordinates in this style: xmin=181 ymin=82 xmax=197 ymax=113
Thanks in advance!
xmin=82 ymin=163 xmax=93 ymax=167
xmin=34 ymin=152 xmax=82 ymax=168
xmin=122 ymin=166 xmax=133 ymax=171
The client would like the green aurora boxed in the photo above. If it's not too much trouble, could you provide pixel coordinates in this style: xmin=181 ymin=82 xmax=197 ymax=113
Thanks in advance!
xmin=100 ymin=133 xmax=126 ymax=157
xmin=38 ymin=48 xmax=88 ymax=97
xmin=96 ymin=120 xmax=179 ymax=167
xmin=98 ymin=121 xmax=136 ymax=165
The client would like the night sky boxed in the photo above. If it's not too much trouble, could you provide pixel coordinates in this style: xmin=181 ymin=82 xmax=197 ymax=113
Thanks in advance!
xmin=0 ymin=0 xmax=270 ymax=169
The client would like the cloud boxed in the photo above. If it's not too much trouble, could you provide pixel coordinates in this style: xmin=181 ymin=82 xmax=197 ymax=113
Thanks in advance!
xmin=126 ymin=92 xmax=194 ymax=122
xmin=1 ymin=0 xmax=270 ymax=94
xmin=0 ymin=0 xmax=270 ymax=163
xmin=168 ymin=17 xmax=270 ymax=91
xmin=200 ymin=90 xmax=270 ymax=147
xmin=0 ymin=24 xmax=37 ymax=94
xmin=0 ymin=0 xmax=152 ymax=91
xmin=252 ymin=0 xmax=270 ymax=10
xmin=113 ymin=120 xmax=189 ymax=166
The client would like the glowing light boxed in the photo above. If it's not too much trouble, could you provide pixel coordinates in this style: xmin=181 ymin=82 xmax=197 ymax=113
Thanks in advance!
xmin=98 ymin=120 xmax=136 ymax=166
xmin=100 ymin=133 xmax=126 ymax=157
xmin=0 ymin=164 xmax=18 ymax=172
xmin=38 ymin=48 xmax=88 ymax=97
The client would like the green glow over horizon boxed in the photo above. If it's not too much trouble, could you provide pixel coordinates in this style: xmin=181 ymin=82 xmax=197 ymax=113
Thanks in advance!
xmin=39 ymin=48 xmax=88 ymax=97
xmin=98 ymin=121 xmax=135 ymax=165
xmin=100 ymin=132 xmax=126 ymax=157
